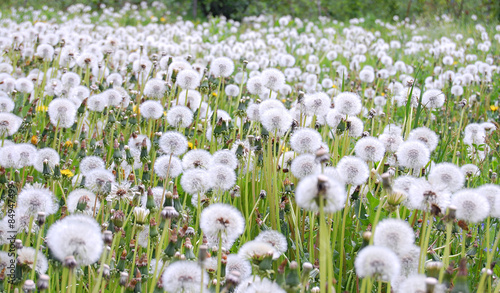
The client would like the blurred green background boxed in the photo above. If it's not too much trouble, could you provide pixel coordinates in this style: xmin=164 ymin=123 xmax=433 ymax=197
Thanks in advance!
xmin=1 ymin=0 xmax=499 ymax=22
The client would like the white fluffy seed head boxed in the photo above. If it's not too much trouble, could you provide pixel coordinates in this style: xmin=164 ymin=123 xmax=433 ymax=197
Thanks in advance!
xmin=260 ymin=108 xmax=292 ymax=136
xmin=176 ymin=69 xmax=201 ymax=90
xmin=476 ymin=184 xmax=500 ymax=218
xmin=260 ymin=68 xmax=285 ymax=92
xmin=421 ymin=89 xmax=445 ymax=109
xmin=373 ymin=219 xmax=415 ymax=254
xmin=0 ymin=113 xmax=22 ymax=136
xmin=79 ymin=156 xmax=105 ymax=176
xmin=428 ymin=162 xmax=465 ymax=192
xmin=161 ymin=261 xmax=209 ymax=292
xmin=210 ymin=57 xmax=235 ymax=78
xmin=304 ymin=92 xmax=331 ymax=116
xmin=355 ymin=137 xmax=386 ymax=162
xmin=211 ymin=149 xmax=238 ymax=170
xmin=34 ymin=148 xmax=60 ymax=173
xmin=290 ymin=128 xmax=322 ymax=154
xmin=154 ymin=155 xmax=183 ymax=179
xmin=143 ymin=78 xmax=166 ymax=99
xmin=182 ymin=149 xmax=212 ymax=170
xmin=139 ymin=100 xmax=164 ymax=120
xmin=17 ymin=184 xmax=58 ymax=217
xmin=254 ymin=230 xmax=288 ymax=258
xmin=295 ymin=173 xmax=346 ymax=213
xmin=355 ymin=246 xmax=401 ymax=282
xmin=46 ymin=215 xmax=103 ymax=266
xmin=451 ymin=189 xmax=490 ymax=223
xmin=408 ymin=127 xmax=439 ymax=152
xmin=334 ymin=92 xmax=362 ymax=115
xmin=378 ymin=133 xmax=403 ymax=153
xmin=396 ymin=141 xmax=430 ymax=170
xmin=290 ymin=154 xmax=320 ymax=179
xmin=200 ymin=203 xmax=245 ymax=249
xmin=66 ymin=188 xmax=99 ymax=216
xmin=336 ymin=156 xmax=369 ymax=186
xmin=180 ymin=168 xmax=210 ymax=195
xmin=208 ymin=164 xmax=236 ymax=191
xmin=166 ymin=105 xmax=193 ymax=128
xmin=159 ymin=131 xmax=188 ymax=156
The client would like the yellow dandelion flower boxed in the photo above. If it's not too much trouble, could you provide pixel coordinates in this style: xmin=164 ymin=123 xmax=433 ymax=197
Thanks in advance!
xmin=64 ymin=140 xmax=73 ymax=148
xmin=453 ymin=61 xmax=458 ymax=65
xmin=31 ymin=135 xmax=39 ymax=145
xmin=36 ymin=105 xmax=48 ymax=112
xmin=160 ymin=17 xmax=166 ymax=22
xmin=61 ymin=169 xmax=74 ymax=178
xmin=133 ymin=105 xmax=140 ymax=115
xmin=332 ymin=84 xmax=337 ymax=88
xmin=381 ymin=93 xmax=385 ymax=96
xmin=212 ymin=92 xmax=217 ymax=97
xmin=188 ymin=142 xmax=196 ymax=149
xmin=490 ymin=105 xmax=499 ymax=112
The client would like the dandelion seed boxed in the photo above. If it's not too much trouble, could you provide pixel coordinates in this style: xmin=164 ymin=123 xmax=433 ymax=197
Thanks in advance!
xmin=355 ymin=246 xmax=401 ymax=282
xmin=428 ymin=162 xmax=465 ymax=192
xmin=200 ymin=203 xmax=245 ymax=249
xmin=161 ymin=261 xmax=209 ymax=293
xmin=166 ymin=105 xmax=193 ymax=128
xmin=34 ymin=148 xmax=60 ymax=173
xmin=396 ymin=141 xmax=430 ymax=170
xmin=355 ymin=137 xmax=386 ymax=162
xmin=451 ymin=189 xmax=490 ymax=223
xmin=290 ymin=154 xmax=320 ymax=179
xmin=17 ymin=247 xmax=48 ymax=274
xmin=66 ymin=189 xmax=100 ymax=216
xmin=210 ymin=57 xmax=234 ymax=78
xmin=290 ymin=128 xmax=322 ymax=154
xmin=159 ymin=131 xmax=188 ymax=156
xmin=0 ymin=113 xmax=22 ymax=136
xmin=46 ymin=215 xmax=103 ymax=266
xmin=180 ymin=168 xmax=210 ymax=195
xmin=373 ymin=219 xmax=415 ymax=254
xmin=295 ymin=174 xmax=346 ymax=213
xmin=334 ymin=92 xmax=362 ymax=115
xmin=336 ymin=156 xmax=369 ymax=186
xmin=154 ymin=155 xmax=183 ymax=179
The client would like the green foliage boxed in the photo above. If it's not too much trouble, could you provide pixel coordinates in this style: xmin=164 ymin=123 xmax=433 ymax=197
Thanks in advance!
xmin=1 ymin=0 xmax=499 ymax=22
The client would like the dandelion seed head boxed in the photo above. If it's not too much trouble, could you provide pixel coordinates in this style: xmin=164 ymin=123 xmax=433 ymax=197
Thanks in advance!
xmin=428 ymin=162 xmax=465 ymax=192
xmin=451 ymin=189 xmax=490 ymax=223
xmin=46 ymin=215 xmax=103 ymax=266
xmin=396 ymin=141 xmax=430 ymax=170
xmin=373 ymin=219 xmax=415 ymax=254
xmin=355 ymin=246 xmax=401 ymax=282
xmin=336 ymin=156 xmax=369 ymax=186
xmin=290 ymin=154 xmax=320 ymax=179
xmin=355 ymin=137 xmax=386 ymax=162
xmin=200 ymin=203 xmax=245 ymax=249
xmin=334 ymin=92 xmax=362 ymax=115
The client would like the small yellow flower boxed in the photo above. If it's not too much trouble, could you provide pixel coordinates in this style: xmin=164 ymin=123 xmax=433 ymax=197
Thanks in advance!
xmin=64 ymin=140 xmax=73 ymax=148
xmin=281 ymin=99 xmax=286 ymax=103
xmin=332 ymin=84 xmax=337 ymax=88
xmin=212 ymin=92 xmax=217 ymax=97
xmin=453 ymin=61 xmax=458 ymax=65
xmin=188 ymin=142 xmax=196 ymax=149
xmin=381 ymin=93 xmax=385 ymax=96
xmin=36 ymin=105 xmax=48 ymax=112
xmin=61 ymin=169 xmax=74 ymax=178
xmin=160 ymin=17 xmax=166 ymax=22
xmin=31 ymin=135 xmax=39 ymax=145
xmin=490 ymin=105 xmax=499 ymax=112
xmin=133 ymin=105 xmax=140 ymax=115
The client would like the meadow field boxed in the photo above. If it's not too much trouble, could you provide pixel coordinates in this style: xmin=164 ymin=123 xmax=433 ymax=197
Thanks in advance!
xmin=0 ymin=2 xmax=499 ymax=292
